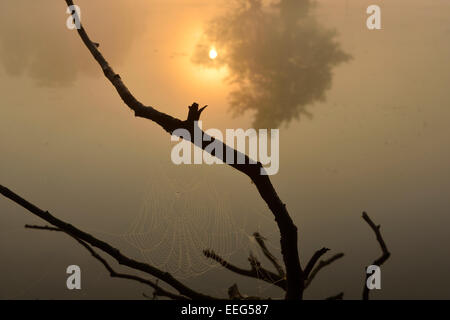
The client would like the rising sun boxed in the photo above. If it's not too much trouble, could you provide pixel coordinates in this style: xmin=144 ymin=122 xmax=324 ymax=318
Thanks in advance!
xmin=209 ymin=48 xmax=218 ymax=60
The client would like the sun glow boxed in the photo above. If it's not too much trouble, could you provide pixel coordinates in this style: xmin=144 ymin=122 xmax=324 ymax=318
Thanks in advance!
xmin=209 ymin=48 xmax=218 ymax=60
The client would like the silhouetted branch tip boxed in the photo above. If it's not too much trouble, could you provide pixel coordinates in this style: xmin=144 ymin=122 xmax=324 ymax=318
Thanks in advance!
xmin=362 ymin=212 xmax=391 ymax=300
xmin=203 ymin=248 xmax=287 ymax=290
xmin=305 ymin=252 xmax=345 ymax=288
xmin=25 ymin=225 xmax=60 ymax=232
xmin=362 ymin=212 xmax=390 ymax=259
xmin=187 ymin=102 xmax=208 ymax=121
xmin=304 ymin=247 xmax=330 ymax=279
xmin=248 ymin=252 xmax=262 ymax=270
xmin=253 ymin=232 xmax=285 ymax=278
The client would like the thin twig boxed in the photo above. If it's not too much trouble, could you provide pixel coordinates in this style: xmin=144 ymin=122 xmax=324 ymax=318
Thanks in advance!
xmin=25 ymin=225 xmax=59 ymax=231
xmin=304 ymin=247 xmax=330 ymax=279
xmin=253 ymin=232 xmax=285 ymax=278
xmin=305 ymin=253 xmax=345 ymax=288
xmin=203 ymin=249 xmax=286 ymax=290
xmin=362 ymin=212 xmax=391 ymax=300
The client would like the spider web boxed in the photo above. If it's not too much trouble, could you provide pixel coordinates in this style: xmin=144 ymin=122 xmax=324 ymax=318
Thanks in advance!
xmin=86 ymin=163 xmax=285 ymax=297
xmin=120 ymin=164 xmax=246 ymax=279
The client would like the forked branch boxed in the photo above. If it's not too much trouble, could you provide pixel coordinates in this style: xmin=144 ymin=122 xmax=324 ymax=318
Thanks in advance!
xmin=203 ymin=249 xmax=286 ymax=290
xmin=25 ymin=225 xmax=189 ymax=300
xmin=304 ymin=252 xmax=345 ymax=288
xmin=253 ymin=232 xmax=285 ymax=278
xmin=0 ymin=185 xmax=214 ymax=300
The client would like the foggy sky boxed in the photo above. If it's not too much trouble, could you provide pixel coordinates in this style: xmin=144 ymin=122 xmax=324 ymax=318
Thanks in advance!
xmin=0 ymin=0 xmax=149 ymax=86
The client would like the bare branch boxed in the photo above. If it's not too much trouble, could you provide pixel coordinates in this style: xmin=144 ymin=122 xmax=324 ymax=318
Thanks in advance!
xmin=0 ymin=184 xmax=215 ymax=299
xmin=64 ymin=0 xmax=304 ymax=299
xmin=203 ymin=249 xmax=286 ymax=290
xmin=362 ymin=212 xmax=391 ymax=300
xmin=74 ymin=241 xmax=188 ymax=300
xmin=25 ymin=225 xmax=188 ymax=300
xmin=305 ymin=253 xmax=345 ymax=289
xmin=253 ymin=232 xmax=285 ymax=278
xmin=25 ymin=225 xmax=60 ymax=231
xmin=304 ymin=247 xmax=330 ymax=279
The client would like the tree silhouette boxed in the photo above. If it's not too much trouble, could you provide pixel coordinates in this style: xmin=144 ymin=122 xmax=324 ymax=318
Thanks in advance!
xmin=192 ymin=0 xmax=351 ymax=128
xmin=0 ymin=0 xmax=389 ymax=300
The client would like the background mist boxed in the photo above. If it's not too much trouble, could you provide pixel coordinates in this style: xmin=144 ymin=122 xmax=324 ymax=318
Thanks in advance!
xmin=1 ymin=0 xmax=450 ymax=300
